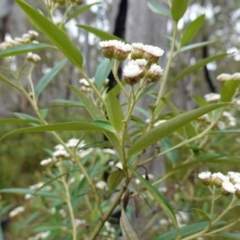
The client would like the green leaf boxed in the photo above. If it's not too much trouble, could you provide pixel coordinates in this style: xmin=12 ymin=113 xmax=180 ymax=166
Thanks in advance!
xmin=0 ymin=122 xmax=113 ymax=141
xmin=66 ymin=1 xmax=102 ymax=22
xmin=39 ymin=109 xmax=48 ymax=119
xmin=171 ymin=0 xmax=188 ymax=23
xmin=105 ymin=92 xmax=124 ymax=133
xmin=154 ymin=221 xmax=208 ymax=240
xmin=94 ymin=58 xmax=112 ymax=88
xmin=0 ymin=43 xmax=54 ymax=59
xmin=128 ymin=164 xmax=179 ymax=231
xmin=16 ymin=0 xmax=83 ymax=68
xmin=0 ymin=72 xmax=22 ymax=90
xmin=77 ymin=24 xmax=123 ymax=41
xmin=0 ymin=188 xmax=58 ymax=198
xmin=160 ymin=137 xmax=178 ymax=164
xmin=109 ymin=80 xmax=126 ymax=96
xmin=220 ymin=80 xmax=239 ymax=102
xmin=68 ymin=86 xmax=122 ymax=157
xmin=13 ymin=112 xmax=40 ymax=122
xmin=0 ymin=118 xmax=39 ymax=124
xmin=120 ymin=208 xmax=140 ymax=240
xmin=35 ymin=58 xmax=68 ymax=97
xmin=107 ymin=170 xmax=124 ymax=189
xmin=128 ymin=103 xmax=228 ymax=156
xmin=192 ymin=208 xmax=211 ymax=222
xmin=68 ymin=85 xmax=106 ymax=120
xmin=92 ymin=120 xmax=116 ymax=133
xmin=52 ymin=99 xmax=84 ymax=107
xmin=192 ymin=94 xmax=208 ymax=107
xmin=214 ymin=233 xmax=240 ymax=239
xmin=170 ymin=53 xmax=228 ymax=86
xmin=147 ymin=2 xmax=171 ymax=18
xmin=181 ymin=14 xmax=205 ymax=46
xmin=180 ymin=40 xmax=217 ymax=53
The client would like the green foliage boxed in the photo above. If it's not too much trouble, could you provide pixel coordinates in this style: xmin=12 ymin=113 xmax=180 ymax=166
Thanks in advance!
xmin=1 ymin=1 xmax=240 ymax=240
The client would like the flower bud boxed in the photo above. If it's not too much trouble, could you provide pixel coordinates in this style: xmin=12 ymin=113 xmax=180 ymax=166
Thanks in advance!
xmin=123 ymin=62 xmax=142 ymax=85
xmin=198 ymin=171 xmax=212 ymax=186
xmin=145 ymin=64 xmax=163 ymax=82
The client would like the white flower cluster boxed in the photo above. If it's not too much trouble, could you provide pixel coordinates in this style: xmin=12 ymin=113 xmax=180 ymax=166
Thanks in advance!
xmin=217 ymin=72 xmax=240 ymax=82
xmin=99 ymin=40 xmax=164 ymax=85
xmin=40 ymin=139 xmax=95 ymax=168
xmin=79 ymin=78 xmax=95 ymax=92
xmin=199 ymin=110 xmax=237 ymax=129
xmin=9 ymin=206 xmax=25 ymax=218
xmin=198 ymin=171 xmax=240 ymax=197
xmin=222 ymin=111 xmax=237 ymax=127
xmin=27 ymin=231 xmax=50 ymax=240
xmin=99 ymin=40 xmax=131 ymax=61
xmin=101 ymin=221 xmax=115 ymax=238
xmin=0 ymin=30 xmax=39 ymax=50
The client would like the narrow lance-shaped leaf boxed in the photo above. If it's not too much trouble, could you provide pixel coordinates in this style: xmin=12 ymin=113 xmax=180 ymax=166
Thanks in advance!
xmin=155 ymin=221 xmax=209 ymax=240
xmin=171 ymin=0 xmax=189 ymax=23
xmin=0 ymin=119 xmax=39 ymax=124
xmin=0 ymin=43 xmax=54 ymax=59
xmin=180 ymin=40 xmax=217 ymax=53
xmin=0 ymin=72 xmax=22 ymax=90
xmin=16 ymin=0 xmax=83 ymax=68
xmin=220 ymin=80 xmax=239 ymax=102
xmin=52 ymin=99 xmax=84 ymax=107
xmin=68 ymin=85 xmax=123 ymax=158
xmin=35 ymin=58 xmax=68 ymax=98
xmin=128 ymin=164 xmax=179 ymax=232
xmin=0 ymin=122 xmax=114 ymax=141
xmin=181 ymin=14 xmax=205 ymax=46
xmin=0 ymin=188 xmax=58 ymax=198
xmin=94 ymin=58 xmax=112 ymax=89
xmin=105 ymin=92 xmax=124 ymax=133
xmin=120 ymin=208 xmax=140 ymax=240
xmin=77 ymin=24 xmax=123 ymax=41
xmin=128 ymin=103 xmax=228 ymax=156
xmin=66 ymin=1 xmax=102 ymax=22
xmin=170 ymin=53 xmax=228 ymax=86
xmin=147 ymin=2 xmax=171 ymax=18
xmin=68 ymin=85 xmax=106 ymax=120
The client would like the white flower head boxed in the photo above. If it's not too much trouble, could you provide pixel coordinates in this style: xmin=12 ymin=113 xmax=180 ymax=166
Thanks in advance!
xmin=146 ymin=63 xmax=164 ymax=82
xmin=99 ymin=40 xmax=131 ymax=61
xmin=66 ymin=138 xmax=80 ymax=148
xmin=204 ymin=93 xmax=220 ymax=102
xmin=54 ymin=144 xmax=64 ymax=150
xmin=216 ymin=73 xmax=232 ymax=82
xmin=53 ymin=149 xmax=69 ymax=158
xmin=9 ymin=206 xmax=25 ymax=218
xmin=59 ymin=209 xmax=67 ymax=218
xmin=198 ymin=171 xmax=212 ymax=185
xmin=123 ymin=62 xmax=142 ymax=85
xmin=232 ymin=72 xmax=240 ymax=81
xmin=29 ymin=182 xmax=44 ymax=191
xmin=115 ymin=161 xmax=123 ymax=170
xmin=198 ymin=171 xmax=211 ymax=180
xmin=103 ymin=148 xmax=116 ymax=155
xmin=75 ymin=218 xmax=86 ymax=227
xmin=96 ymin=180 xmax=107 ymax=189
xmin=221 ymin=181 xmax=236 ymax=195
xmin=28 ymin=30 xmax=39 ymax=39
xmin=142 ymin=45 xmax=164 ymax=63
xmin=40 ymin=158 xmax=53 ymax=167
